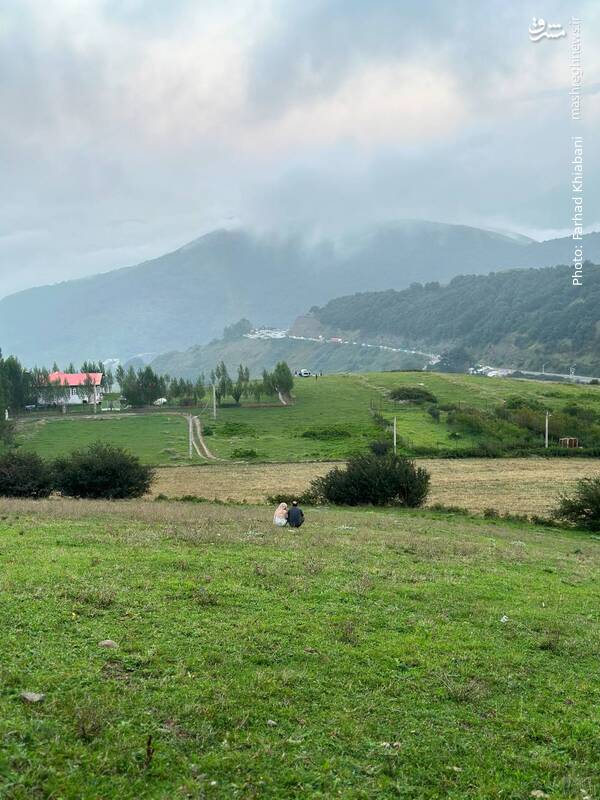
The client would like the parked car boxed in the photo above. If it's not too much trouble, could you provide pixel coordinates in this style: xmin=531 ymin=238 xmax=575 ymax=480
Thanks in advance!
xmin=299 ymin=369 xmax=312 ymax=377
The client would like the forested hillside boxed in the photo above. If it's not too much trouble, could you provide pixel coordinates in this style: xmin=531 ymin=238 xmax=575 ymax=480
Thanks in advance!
xmin=307 ymin=263 xmax=600 ymax=374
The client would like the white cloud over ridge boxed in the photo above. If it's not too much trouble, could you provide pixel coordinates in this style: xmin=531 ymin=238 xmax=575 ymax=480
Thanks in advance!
xmin=0 ymin=0 xmax=598 ymax=296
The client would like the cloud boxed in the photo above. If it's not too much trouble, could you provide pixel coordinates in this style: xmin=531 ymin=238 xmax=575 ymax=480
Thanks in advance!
xmin=0 ymin=0 xmax=598 ymax=297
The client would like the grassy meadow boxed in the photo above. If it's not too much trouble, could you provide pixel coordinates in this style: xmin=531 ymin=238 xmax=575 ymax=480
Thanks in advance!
xmin=15 ymin=372 xmax=600 ymax=465
xmin=2 ymin=499 xmax=600 ymax=799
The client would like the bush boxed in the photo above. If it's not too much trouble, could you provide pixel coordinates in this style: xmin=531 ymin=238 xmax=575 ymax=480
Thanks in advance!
xmin=220 ymin=421 xmax=255 ymax=436
xmin=301 ymin=426 xmax=351 ymax=440
xmin=266 ymin=490 xmax=316 ymax=506
xmin=554 ymin=478 xmax=600 ymax=531
xmin=389 ymin=386 xmax=437 ymax=404
xmin=427 ymin=405 xmax=441 ymax=422
xmin=369 ymin=439 xmax=392 ymax=456
xmin=230 ymin=448 xmax=258 ymax=460
xmin=54 ymin=442 xmax=154 ymax=499
xmin=0 ymin=451 xmax=54 ymax=498
xmin=310 ymin=453 xmax=430 ymax=507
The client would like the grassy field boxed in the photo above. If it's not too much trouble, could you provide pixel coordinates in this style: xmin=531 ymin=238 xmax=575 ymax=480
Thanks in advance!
xmin=16 ymin=372 xmax=600 ymax=465
xmin=17 ymin=413 xmax=194 ymax=465
xmin=1 ymin=499 xmax=600 ymax=798
xmin=151 ymin=458 xmax=600 ymax=517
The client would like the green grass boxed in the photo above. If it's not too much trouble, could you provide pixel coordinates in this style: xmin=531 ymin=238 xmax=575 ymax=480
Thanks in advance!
xmin=16 ymin=372 xmax=600 ymax=465
xmin=1 ymin=500 xmax=600 ymax=798
xmin=204 ymin=375 xmax=379 ymax=462
xmin=18 ymin=414 xmax=193 ymax=466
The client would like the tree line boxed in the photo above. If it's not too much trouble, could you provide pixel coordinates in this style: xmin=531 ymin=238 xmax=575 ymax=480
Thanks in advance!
xmin=0 ymin=350 xmax=294 ymax=441
xmin=117 ymin=360 xmax=294 ymax=407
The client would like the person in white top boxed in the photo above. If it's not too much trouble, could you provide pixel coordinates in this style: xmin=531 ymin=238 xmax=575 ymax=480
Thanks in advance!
xmin=273 ymin=502 xmax=288 ymax=527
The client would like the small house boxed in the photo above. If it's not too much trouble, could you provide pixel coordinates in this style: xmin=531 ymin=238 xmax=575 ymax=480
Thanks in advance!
xmin=41 ymin=372 xmax=105 ymax=406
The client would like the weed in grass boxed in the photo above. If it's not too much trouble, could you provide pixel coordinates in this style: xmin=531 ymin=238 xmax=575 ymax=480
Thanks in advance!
xmin=62 ymin=585 xmax=117 ymax=609
xmin=337 ymin=618 xmax=360 ymax=645
xmin=195 ymin=587 xmax=219 ymax=606
xmin=73 ymin=705 xmax=107 ymax=742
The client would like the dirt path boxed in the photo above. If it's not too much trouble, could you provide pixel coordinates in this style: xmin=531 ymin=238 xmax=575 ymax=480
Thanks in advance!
xmin=192 ymin=415 xmax=217 ymax=460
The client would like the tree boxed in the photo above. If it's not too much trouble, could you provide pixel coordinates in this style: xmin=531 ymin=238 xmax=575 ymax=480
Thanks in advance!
xmin=120 ymin=366 xmax=166 ymax=407
xmin=212 ymin=361 xmax=232 ymax=405
xmin=77 ymin=373 xmax=100 ymax=411
xmin=250 ymin=379 xmax=263 ymax=403
xmin=434 ymin=347 xmax=473 ymax=374
xmin=271 ymin=362 xmax=294 ymax=396
xmin=231 ymin=364 xmax=250 ymax=404
xmin=223 ymin=319 xmax=253 ymax=341
xmin=115 ymin=364 xmax=125 ymax=390
xmin=104 ymin=369 xmax=115 ymax=393
xmin=0 ymin=350 xmax=12 ymax=446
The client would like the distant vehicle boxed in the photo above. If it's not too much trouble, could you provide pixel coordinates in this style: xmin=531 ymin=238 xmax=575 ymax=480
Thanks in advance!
xmin=298 ymin=369 xmax=313 ymax=377
xmin=153 ymin=397 xmax=168 ymax=406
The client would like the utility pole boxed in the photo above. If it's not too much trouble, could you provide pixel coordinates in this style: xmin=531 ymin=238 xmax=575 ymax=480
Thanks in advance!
xmin=545 ymin=410 xmax=550 ymax=449
xmin=188 ymin=414 xmax=193 ymax=459
xmin=393 ymin=416 xmax=397 ymax=455
xmin=212 ymin=384 xmax=217 ymax=420
xmin=542 ymin=363 xmax=546 ymax=375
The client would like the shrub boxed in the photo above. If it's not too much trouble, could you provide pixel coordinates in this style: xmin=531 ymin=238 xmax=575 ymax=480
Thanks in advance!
xmin=301 ymin=426 xmax=351 ymax=440
xmin=554 ymin=478 xmax=600 ymax=531
xmin=54 ymin=442 xmax=154 ymax=499
xmin=369 ymin=439 xmax=392 ymax=456
xmin=427 ymin=405 xmax=441 ymax=422
xmin=389 ymin=386 xmax=437 ymax=404
xmin=221 ymin=421 xmax=255 ymax=436
xmin=0 ymin=451 xmax=54 ymax=498
xmin=230 ymin=448 xmax=258 ymax=460
xmin=310 ymin=453 xmax=430 ymax=507
xmin=266 ymin=490 xmax=316 ymax=506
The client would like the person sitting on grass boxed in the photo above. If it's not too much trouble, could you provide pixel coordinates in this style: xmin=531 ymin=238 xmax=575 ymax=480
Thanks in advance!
xmin=287 ymin=499 xmax=305 ymax=529
xmin=273 ymin=502 xmax=288 ymax=527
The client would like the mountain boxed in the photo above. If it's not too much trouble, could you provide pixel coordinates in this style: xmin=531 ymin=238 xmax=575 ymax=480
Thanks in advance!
xmin=150 ymin=334 xmax=428 ymax=380
xmin=2 ymin=221 xmax=600 ymax=366
xmin=298 ymin=263 xmax=600 ymax=375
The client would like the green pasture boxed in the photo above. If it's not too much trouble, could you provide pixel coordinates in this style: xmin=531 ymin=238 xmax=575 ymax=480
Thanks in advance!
xmin=1 ymin=501 xmax=600 ymax=798
xmin=15 ymin=373 xmax=600 ymax=464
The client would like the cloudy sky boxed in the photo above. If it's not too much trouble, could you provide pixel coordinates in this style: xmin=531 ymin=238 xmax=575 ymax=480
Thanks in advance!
xmin=0 ymin=0 xmax=598 ymax=298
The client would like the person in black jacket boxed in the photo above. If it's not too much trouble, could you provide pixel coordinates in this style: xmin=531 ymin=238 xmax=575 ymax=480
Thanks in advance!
xmin=287 ymin=500 xmax=305 ymax=528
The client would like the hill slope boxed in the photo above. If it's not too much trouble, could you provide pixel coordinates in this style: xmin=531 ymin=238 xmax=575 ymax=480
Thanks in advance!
xmin=303 ymin=263 xmax=600 ymax=374
xmin=150 ymin=334 xmax=428 ymax=379
xmin=2 ymin=222 xmax=600 ymax=365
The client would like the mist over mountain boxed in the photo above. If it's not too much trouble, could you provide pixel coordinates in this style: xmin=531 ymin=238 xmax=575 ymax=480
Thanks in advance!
xmin=1 ymin=221 xmax=599 ymax=366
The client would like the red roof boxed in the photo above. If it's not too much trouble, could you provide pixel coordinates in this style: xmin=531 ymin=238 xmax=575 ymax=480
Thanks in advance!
xmin=48 ymin=371 xmax=103 ymax=387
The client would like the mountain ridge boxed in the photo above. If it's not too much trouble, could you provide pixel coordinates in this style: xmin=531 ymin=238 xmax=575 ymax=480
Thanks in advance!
xmin=2 ymin=222 xmax=599 ymax=365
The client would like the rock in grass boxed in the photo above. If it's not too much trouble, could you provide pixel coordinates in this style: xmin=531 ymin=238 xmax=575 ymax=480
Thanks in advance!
xmin=98 ymin=639 xmax=118 ymax=649
xmin=21 ymin=691 xmax=45 ymax=703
